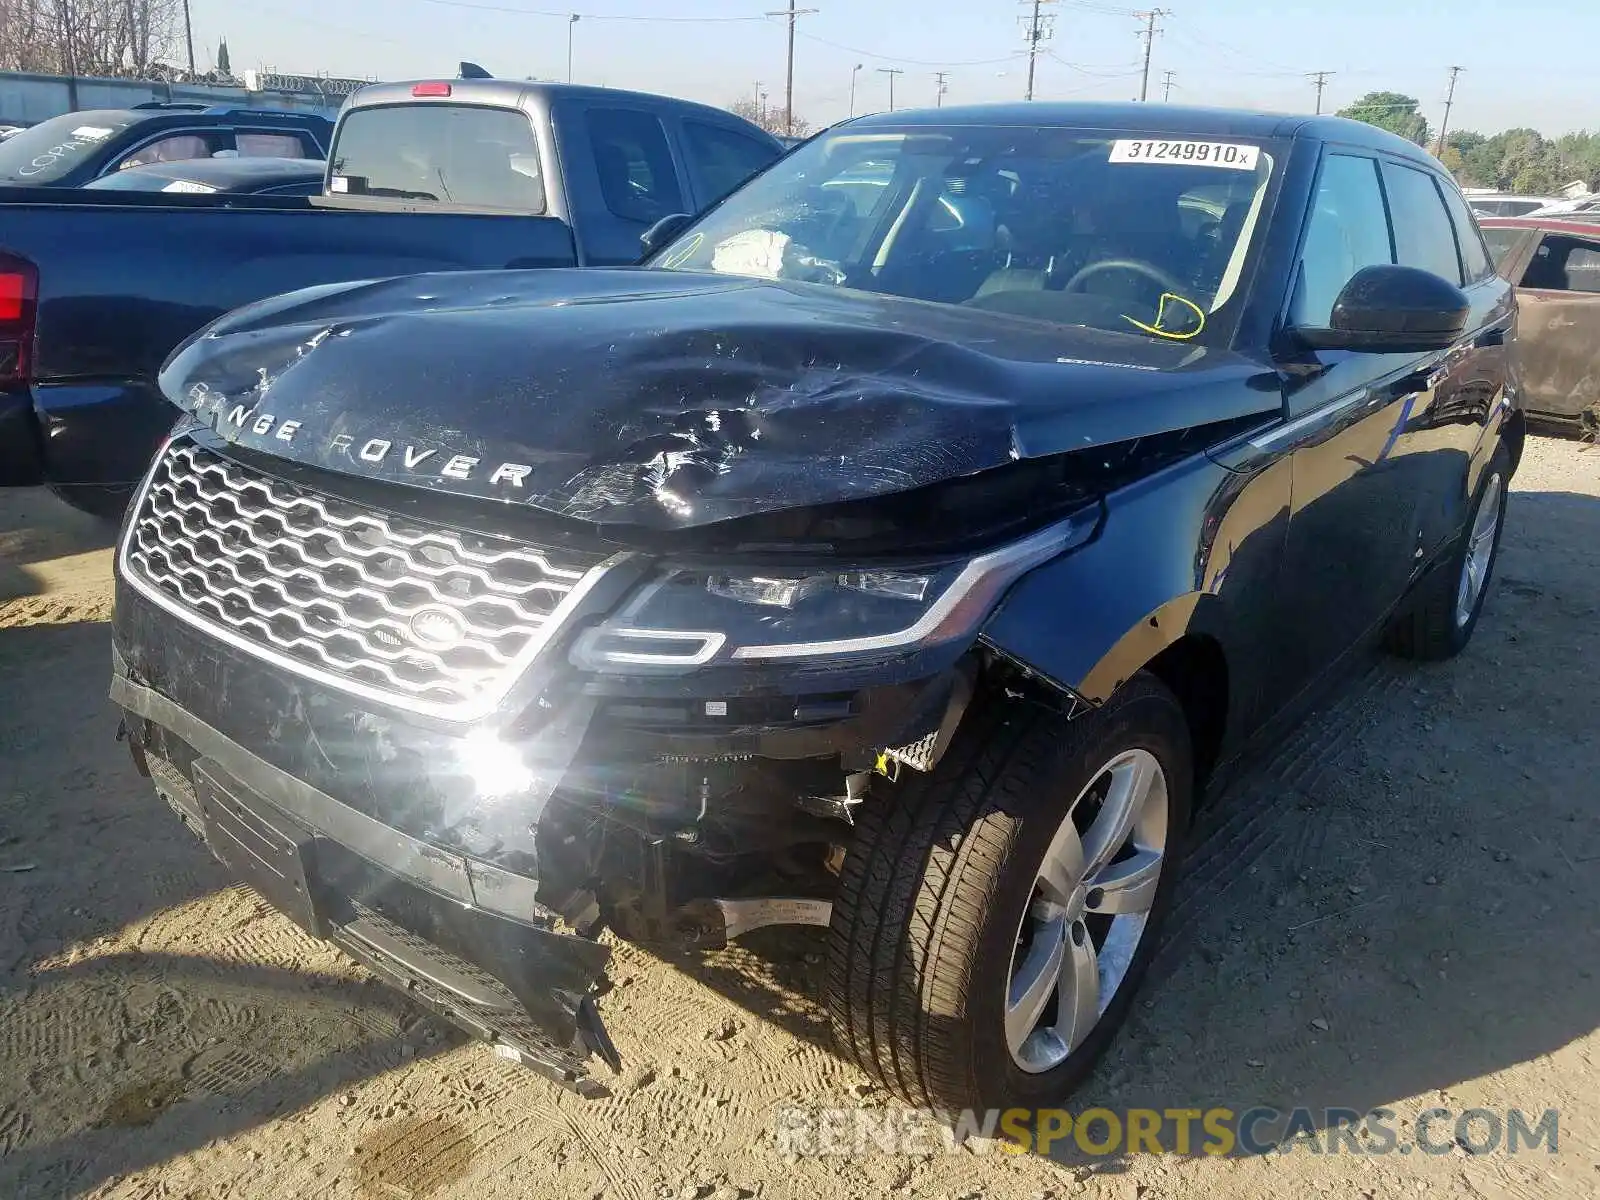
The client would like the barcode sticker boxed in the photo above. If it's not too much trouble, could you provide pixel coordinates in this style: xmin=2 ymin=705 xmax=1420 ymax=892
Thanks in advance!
xmin=1109 ymin=139 xmax=1261 ymax=170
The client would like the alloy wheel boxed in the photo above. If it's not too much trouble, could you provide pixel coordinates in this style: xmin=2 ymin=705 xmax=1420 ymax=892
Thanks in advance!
xmin=1455 ymin=472 xmax=1504 ymax=629
xmin=1006 ymin=748 xmax=1169 ymax=1073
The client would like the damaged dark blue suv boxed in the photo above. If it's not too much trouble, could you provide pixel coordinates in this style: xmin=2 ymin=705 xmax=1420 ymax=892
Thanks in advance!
xmin=110 ymin=103 xmax=1520 ymax=1109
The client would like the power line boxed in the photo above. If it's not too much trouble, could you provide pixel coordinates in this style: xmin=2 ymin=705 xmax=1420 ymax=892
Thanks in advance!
xmin=1133 ymin=8 xmax=1166 ymax=102
xmin=413 ymin=0 xmax=770 ymax=20
xmin=1307 ymin=70 xmax=1333 ymax=115
xmin=795 ymin=30 xmax=1022 ymax=68
xmin=1020 ymin=0 xmax=1059 ymax=102
xmin=1434 ymin=65 xmax=1463 ymax=156
xmin=876 ymin=66 xmax=904 ymax=111
xmin=763 ymin=0 xmax=817 ymax=138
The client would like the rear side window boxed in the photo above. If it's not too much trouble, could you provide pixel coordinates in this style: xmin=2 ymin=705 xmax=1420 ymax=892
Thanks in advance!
xmin=1381 ymin=162 xmax=1465 ymax=285
xmin=1438 ymin=184 xmax=1494 ymax=282
xmin=237 ymin=131 xmax=313 ymax=159
xmin=1290 ymin=153 xmax=1394 ymax=327
xmin=587 ymin=108 xmax=684 ymax=224
xmin=330 ymin=104 xmax=546 ymax=212
xmin=682 ymin=120 xmax=779 ymax=204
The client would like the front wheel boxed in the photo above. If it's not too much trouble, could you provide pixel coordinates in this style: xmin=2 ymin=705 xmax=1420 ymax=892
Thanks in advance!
xmin=824 ymin=673 xmax=1192 ymax=1110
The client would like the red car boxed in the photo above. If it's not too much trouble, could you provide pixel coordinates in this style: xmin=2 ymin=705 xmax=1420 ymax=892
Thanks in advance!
xmin=1481 ymin=216 xmax=1600 ymax=432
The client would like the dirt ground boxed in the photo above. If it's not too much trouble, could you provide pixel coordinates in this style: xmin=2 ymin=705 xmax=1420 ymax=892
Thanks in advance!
xmin=1 ymin=436 xmax=1597 ymax=1200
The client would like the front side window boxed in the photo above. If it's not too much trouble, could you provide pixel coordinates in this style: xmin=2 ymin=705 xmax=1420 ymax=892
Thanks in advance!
xmin=330 ymin=104 xmax=545 ymax=212
xmin=1382 ymin=162 xmax=1465 ymax=285
xmin=1289 ymin=153 xmax=1393 ymax=328
xmin=118 ymin=134 xmax=219 ymax=171
xmin=587 ymin=108 xmax=684 ymax=224
xmin=1520 ymin=235 xmax=1600 ymax=294
xmin=654 ymin=126 xmax=1280 ymax=346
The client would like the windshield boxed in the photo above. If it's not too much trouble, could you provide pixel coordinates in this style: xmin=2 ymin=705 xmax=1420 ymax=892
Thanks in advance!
xmin=654 ymin=125 xmax=1279 ymax=344
xmin=329 ymin=103 xmax=546 ymax=212
xmin=0 ymin=111 xmax=138 ymax=184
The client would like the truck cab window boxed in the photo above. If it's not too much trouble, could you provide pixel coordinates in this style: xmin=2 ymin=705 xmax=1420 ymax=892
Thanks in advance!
xmin=683 ymin=120 xmax=779 ymax=204
xmin=586 ymin=108 xmax=684 ymax=224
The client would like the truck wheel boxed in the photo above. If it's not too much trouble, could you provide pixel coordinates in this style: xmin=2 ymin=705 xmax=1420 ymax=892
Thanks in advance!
xmin=1384 ymin=443 xmax=1510 ymax=662
xmin=825 ymin=673 xmax=1192 ymax=1110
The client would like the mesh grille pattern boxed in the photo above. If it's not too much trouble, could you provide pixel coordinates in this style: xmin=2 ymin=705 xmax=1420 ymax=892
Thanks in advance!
xmin=125 ymin=442 xmax=599 ymax=711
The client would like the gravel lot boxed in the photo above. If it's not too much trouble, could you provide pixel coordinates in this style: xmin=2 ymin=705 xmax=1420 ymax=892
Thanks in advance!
xmin=1 ymin=435 xmax=1596 ymax=1200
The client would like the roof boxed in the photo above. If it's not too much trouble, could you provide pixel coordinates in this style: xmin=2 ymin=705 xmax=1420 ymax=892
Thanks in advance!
xmin=345 ymin=79 xmax=775 ymax=138
xmin=844 ymin=101 xmax=1438 ymax=162
xmin=1478 ymin=216 xmax=1600 ymax=236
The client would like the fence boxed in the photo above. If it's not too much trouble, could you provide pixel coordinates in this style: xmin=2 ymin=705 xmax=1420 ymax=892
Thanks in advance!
xmin=0 ymin=69 xmax=358 ymax=125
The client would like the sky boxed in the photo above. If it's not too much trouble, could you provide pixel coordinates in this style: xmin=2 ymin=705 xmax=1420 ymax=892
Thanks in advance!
xmin=191 ymin=0 xmax=1595 ymax=136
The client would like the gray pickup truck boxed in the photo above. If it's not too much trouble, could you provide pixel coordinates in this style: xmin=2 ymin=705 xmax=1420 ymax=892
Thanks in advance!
xmin=0 ymin=78 xmax=782 ymax=516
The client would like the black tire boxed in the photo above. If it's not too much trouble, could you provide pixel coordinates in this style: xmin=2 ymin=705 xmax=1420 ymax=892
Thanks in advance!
xmin=48 ymin=482 xmax=134 ymax=523
xmin=824 ymin=673 xmax=1193 ymax=1111
xmin=1384 ymin=443 xmax=1511 ymax=662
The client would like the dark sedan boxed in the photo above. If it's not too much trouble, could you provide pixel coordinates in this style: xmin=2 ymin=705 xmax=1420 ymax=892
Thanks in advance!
xmin=110 ymin=102 xmax=1521 ymax=1111
xmin=84 ymin=156 xmax=327 ymax=196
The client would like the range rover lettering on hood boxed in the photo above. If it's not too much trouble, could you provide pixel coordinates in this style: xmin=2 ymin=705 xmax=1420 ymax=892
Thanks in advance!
xmin=160 ymin=268 xmax=1281 ymax=529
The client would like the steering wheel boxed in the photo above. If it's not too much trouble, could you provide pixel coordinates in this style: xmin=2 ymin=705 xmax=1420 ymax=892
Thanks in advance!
xmin=1062 ymin=258 xmax=1186 ymax=297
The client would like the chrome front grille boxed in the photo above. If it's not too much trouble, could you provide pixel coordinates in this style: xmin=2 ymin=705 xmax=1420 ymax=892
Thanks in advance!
xmin=123 ymin=442 xmax=605 ymax=717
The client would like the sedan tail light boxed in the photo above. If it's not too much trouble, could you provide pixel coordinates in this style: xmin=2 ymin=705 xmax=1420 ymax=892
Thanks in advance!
xmin=0 ymin=252 xmax=38 ymax=388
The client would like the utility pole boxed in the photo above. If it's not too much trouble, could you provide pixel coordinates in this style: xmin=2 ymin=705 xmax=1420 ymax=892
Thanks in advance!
xmin=1434 ymin=66 xmax=1464 ymax=157
xmin=1134 ymin=9 xmax=1166 ymax=102
xmin=566 ymin=14 xmax=579 ymax=84
xmin=1307 ymin=70 xmax=1333 ymax=115
xmin=765 ymin=0 xmax=818 ymax=138
xmin=934 ymin=70 xmax=949 ymax=107
xmin=1161 ymin=69 xmax=1175 ymax=102
xmin=181 ymin=0 xmax=196 ymax=75
xmin=877 ymin=66 xmax=904 ymax=112
xmin=849 ymin=62 xmax=863 ymax=117
xmin=1019 ymin=0 xmax=1057 ymax=102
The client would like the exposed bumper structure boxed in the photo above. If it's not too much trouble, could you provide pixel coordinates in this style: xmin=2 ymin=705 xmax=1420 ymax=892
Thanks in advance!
xmin=111 ymin=642 xmax=619 ymax=1093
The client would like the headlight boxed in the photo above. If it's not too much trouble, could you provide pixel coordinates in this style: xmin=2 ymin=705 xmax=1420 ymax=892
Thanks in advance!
xmin=570 ymin=512 xmax=1095 ymax=672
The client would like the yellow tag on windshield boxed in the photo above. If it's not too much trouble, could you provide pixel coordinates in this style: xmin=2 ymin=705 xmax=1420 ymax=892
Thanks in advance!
xmin=1124 ymin=293 xmax=1206 ymax=341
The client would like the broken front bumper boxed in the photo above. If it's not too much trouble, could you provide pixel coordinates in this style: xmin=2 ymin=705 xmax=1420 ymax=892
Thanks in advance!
xmin=111 ymin=645 xmax=619 ymax=1093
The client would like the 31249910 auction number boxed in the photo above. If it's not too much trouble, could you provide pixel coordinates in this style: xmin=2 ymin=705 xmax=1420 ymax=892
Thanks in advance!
xmin=1108 ymin=139 xmax=1262 ymax=171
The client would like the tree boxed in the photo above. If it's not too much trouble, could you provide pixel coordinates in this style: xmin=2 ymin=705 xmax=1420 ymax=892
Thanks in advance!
xmin=216 ymin=37 xmax=230 ymax=77
xmin=727 ymin=97 xmax=810 ymax=139
xmin=0 ymin=0 xmax=183 ymax=76
xmin=1336 ymin=91 xmax=1430 ymax=147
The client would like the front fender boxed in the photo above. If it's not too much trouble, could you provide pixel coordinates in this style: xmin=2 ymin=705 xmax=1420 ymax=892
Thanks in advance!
xmin=981 ymin=448 xmax=1291 ymax=729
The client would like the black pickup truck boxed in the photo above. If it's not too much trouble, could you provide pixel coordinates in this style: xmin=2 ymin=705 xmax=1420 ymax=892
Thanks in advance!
xmin=0 ymin=79 xmax=781 ymax=516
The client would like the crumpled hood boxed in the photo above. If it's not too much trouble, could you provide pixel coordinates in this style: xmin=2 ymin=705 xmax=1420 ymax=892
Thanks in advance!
xmin=160 ymin=268 xmax=1281 ymax=529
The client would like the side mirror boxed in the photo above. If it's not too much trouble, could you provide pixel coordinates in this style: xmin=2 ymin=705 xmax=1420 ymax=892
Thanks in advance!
xmin=640 ymin=213 xmax=693 ymax=259
xmin=1293 ymin=264 xmax=1470 ymax=354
